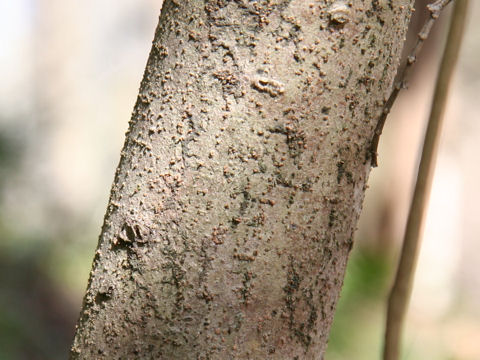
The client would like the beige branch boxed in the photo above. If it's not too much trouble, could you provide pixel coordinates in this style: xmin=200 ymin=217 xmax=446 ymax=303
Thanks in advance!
xmin=383 ymin=1 xmax=469 ymax=359
xmin=369 ymin=0 xmax=453 ymax=167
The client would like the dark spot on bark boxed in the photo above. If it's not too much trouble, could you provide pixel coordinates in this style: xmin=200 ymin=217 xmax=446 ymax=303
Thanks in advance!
xmin=301 ymin=180 xmax=313 ymax=192
xmin=284 ymin=258 xmax=302 ymax=338
xmin=329 ymin=210 xmax=336 ymax=227
xmin=231 ymin=217 xmax=242 ymax=227
xmin=95 ymin=286 xmax=113 ymax=305
xmin=125 ymin=224 xmax=137 ymax=242
xmin=346 ymin=237 xmax=354 ymax=251
xmin=346 ymin=171 xmax=353 ymax=184
xmin=111 ymin=236 xmax=132 ymax=251
xmin=239 ymin=271 xmax=255 ymax=304
xmin=294 ymin=328 xmax=312 ymax=347
xmin=336 ymin=161 xmax=345 ymax=183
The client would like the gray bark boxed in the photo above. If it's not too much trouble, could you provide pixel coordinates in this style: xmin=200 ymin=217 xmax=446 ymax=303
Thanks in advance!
xmin=71 ymin=0 xmax=413 ymax=359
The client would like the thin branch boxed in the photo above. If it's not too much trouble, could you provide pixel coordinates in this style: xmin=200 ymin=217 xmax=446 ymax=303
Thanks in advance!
xmin=369 ymin=0 xmax=453 ymax=167
xmin=383 ymin=1 xmax=469 ymax=360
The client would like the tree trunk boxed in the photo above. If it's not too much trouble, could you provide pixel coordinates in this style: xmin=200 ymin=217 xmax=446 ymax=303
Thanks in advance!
xmin=71 ymin=1 xmax=413 ymax=358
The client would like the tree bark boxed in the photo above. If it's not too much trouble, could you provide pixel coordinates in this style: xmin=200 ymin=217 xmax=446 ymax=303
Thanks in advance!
xmin=71 ymin=1 xmax=413 ymax=358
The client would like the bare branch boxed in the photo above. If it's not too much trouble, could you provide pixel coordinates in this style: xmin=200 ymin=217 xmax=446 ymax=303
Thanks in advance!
xmin=369 ymin=0 xmax=454 ymax=167
xmin=383 ymin=1 xmax=469 ymax=359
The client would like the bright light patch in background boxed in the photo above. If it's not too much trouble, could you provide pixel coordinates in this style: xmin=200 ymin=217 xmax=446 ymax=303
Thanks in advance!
xmin=411 ymin=156 xmax=461 ymax=317
xmin=0 ymin=0 xmax=33 ymax=55
xmin=0 ymin=0 xmax=34 ymax=115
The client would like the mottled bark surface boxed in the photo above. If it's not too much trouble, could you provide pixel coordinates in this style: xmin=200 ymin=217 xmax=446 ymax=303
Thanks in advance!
xmin=71 ymin=1 xmax=413 ymax=359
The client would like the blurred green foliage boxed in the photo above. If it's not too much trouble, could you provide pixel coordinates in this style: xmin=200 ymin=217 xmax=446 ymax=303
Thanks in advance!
xmin=0 ymin=230 xmax=76 ymax=359
xmin=0 ymin=124 xmax=79 ymax=359
xmin=326 ymin=247 xmax=393 ymax=360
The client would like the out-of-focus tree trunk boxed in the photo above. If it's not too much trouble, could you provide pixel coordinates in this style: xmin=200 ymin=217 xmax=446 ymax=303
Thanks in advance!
xmin=71 ymin=1 xmax=413 ymax=358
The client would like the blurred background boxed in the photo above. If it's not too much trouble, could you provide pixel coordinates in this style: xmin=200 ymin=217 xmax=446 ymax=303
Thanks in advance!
xmin=0 ymin=1 xmax=478 ymax=359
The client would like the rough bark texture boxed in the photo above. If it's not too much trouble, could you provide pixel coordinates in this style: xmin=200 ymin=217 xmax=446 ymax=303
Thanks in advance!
xmin=71 ymin=1 xmax=413 ymax=359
